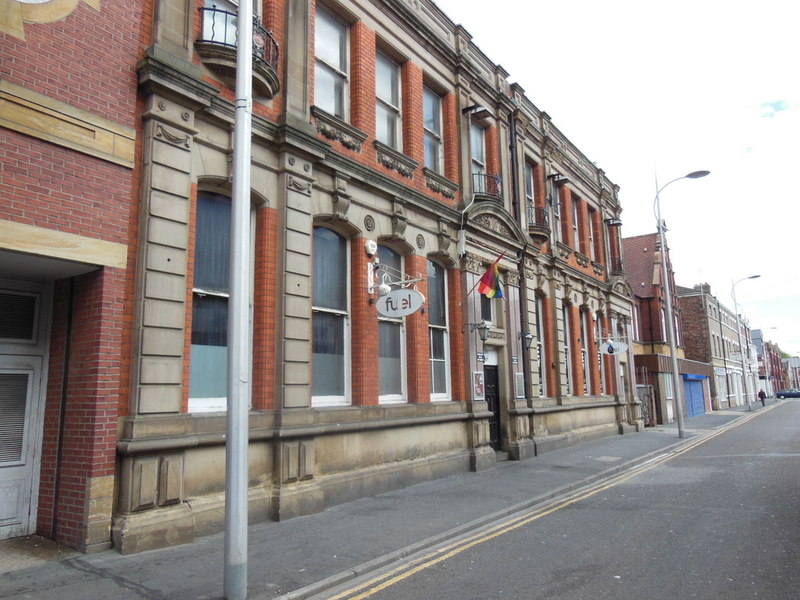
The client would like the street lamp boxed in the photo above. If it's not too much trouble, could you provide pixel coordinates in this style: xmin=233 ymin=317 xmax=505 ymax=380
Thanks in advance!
xmin=732 ymin=274 xmax=761 ymax=411
xmin=655 ymin=170 xmax=710 ymax=439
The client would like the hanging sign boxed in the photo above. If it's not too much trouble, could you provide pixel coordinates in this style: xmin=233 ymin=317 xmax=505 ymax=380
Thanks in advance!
xmin=600 ymin=341 xmax=629 ymax=355
xmin=376 ymin=289 xmax=425 ymax=318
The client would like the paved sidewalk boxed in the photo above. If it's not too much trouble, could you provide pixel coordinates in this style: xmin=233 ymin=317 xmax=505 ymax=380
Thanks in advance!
xmin=0 ymin=404 xmax=776 ymax=600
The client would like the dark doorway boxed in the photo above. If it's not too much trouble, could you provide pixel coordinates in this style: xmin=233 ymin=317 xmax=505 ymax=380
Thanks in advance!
xmin=484 ymin=365 xmax=500 ymax=450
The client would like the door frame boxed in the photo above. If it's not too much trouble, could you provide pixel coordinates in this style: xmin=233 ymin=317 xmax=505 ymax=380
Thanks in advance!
xmin=0 ymin=279 xmax=52 ymax=540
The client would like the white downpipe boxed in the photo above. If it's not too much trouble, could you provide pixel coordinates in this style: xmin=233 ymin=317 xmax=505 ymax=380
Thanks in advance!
xmin=224 ymin=0 xmax=253 ymax=598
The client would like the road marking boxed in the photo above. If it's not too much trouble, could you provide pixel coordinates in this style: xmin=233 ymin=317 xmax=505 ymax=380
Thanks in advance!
xmin=325 ymin=413 xmax=759 ymax=599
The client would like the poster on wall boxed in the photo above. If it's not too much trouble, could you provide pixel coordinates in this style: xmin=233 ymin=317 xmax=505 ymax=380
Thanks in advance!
xmin=515 ymin=373 xmax=525 ymax=399
xmin=473 ymin=371 xmax=485 ymax=400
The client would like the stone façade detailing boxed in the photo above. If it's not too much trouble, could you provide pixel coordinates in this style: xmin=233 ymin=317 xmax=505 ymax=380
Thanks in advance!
xmin=473 ymin=214 xmax=515 ymax=240
xmin=312 ymin=107 xmax=368 ymax=152
xmin=374 ymin=140 xmax=418 ymax=178
xmin=423 ymin=168 xmax=458 ymax=199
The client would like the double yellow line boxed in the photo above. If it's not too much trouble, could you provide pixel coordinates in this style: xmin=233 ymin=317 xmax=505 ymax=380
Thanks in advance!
xmin=326 ymin=418 xmax=753 ymax=599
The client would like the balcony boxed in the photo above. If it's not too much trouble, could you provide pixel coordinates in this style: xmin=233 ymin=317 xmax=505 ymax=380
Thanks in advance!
xmin=526 ymin=204 xmax=550 ymax=249
xmin=472 ymin=173 xmax=502 ymax=202
xmin=196 ymin=8 xmax=280 ymax=98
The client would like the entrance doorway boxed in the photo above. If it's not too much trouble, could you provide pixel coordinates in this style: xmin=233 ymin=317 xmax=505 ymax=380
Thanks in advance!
xmin=0 ymin=284 xmax=50 ymax=540
xmin=484 ymin=365 xmax=500 ymax=450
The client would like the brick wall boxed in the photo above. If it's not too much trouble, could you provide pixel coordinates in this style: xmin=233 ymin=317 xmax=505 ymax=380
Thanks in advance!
xmin=37 ymin=269 xmax=125 ymax=549
xmin=404 ymin=254 xmax=431 ymax=403
xmin=680 ymin=294 xmax=711 ymax=362
xmin=350 ymin=238 xmax=380 ymax=406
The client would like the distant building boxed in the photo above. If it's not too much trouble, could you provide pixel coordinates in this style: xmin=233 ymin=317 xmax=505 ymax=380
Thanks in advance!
xmin=784 ymin=356 xmax=800 ymax=389
xmin=753 ymin=330 xmax=789 ymax=393
xmin=678 ymin=283 xmax=756 ymax=409
xmin=622 ymin=234 xmax=711 ymax=425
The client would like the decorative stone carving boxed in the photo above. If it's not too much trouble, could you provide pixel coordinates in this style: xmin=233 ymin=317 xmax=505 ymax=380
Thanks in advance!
xmin=332 ymin=174 xmax=350 ymax=219
xmin=436 ymin=218 xmax=452 ymax=256
xmin=473 ymin=214 xmax=513 ymax=239
xmin=311 ymin=107 xmax=367 ymax=152
xmin=505 ymin=270 xmax=520 ymax=287
xmin=374 ymin=141 xmax=418 ymax=178
xmin=364 ymin=215 xmax=375 ymax=232
xmin=287 ymin=175 xmax=312 ymax=196
xmin=463 ymin=252 xmax=483 ymax=274
xmin=416 ymin=234 xmax=425 ymax=249
xmin=591 ymin=261 xmax=606 ymax=276
xmin=556 ymin=242 xmax=573 ymax=260
xmin=423 ymin=168 xmax=458 ymax=199
xmin=155 ymin=123 xmax=191 ymax=148
xmin=390 ymin=199 xmax=407 ymax=241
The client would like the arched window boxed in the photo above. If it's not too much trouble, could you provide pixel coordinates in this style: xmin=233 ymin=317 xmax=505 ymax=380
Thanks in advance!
xmin=312 ymin=227 xmax=350 ymax=405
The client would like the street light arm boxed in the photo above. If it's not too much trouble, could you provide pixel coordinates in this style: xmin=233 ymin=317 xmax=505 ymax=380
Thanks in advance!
xmin=654 ymin=171 xmax=711 ymax=226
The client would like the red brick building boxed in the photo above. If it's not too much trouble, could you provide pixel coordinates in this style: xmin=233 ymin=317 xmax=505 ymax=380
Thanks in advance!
xmin=2 ymin=0 xmax=637 ymax=552
xmin=678 ymin=283 xmax=756 ymax=409
xmin=622 ymin=234 xmax=711 ymax=424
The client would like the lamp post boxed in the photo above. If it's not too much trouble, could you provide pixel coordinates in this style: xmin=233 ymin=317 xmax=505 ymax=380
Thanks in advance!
xmin=732 ymin=274 xmax=761 ymax=410
xmin=655 ymin=170 xmax=709 ymax=439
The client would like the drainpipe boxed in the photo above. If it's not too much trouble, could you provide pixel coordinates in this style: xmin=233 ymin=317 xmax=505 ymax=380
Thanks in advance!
xmin=52 ymin=277 xmax=75 ymax=539
xmin=508 ymin=108 xmax=532 ymax=399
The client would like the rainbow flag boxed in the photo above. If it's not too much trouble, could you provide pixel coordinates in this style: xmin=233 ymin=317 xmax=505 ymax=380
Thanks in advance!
xmin=478 ymin=253 xmax=504 ymax=298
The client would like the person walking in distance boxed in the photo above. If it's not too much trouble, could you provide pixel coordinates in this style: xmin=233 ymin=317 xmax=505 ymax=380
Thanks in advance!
xmin=758 ymin=389 xmax=767 ymax=407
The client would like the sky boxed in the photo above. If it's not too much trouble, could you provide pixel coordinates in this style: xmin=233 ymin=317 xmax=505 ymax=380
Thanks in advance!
xmin=434 ymin=0 xmax=800 ymax=357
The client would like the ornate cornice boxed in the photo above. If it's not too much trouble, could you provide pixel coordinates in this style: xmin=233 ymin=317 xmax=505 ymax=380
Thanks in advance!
xmin=311 ymin=107 xmax=368 ymax=152
xmin=423 ymin=168 xmax=458 ymax=199
xmin=374 ymin=141 xmax=418 ymax=178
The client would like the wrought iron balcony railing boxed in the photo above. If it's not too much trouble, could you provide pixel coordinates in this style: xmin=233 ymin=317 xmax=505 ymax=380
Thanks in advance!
xmin=472 ymin=173 xmax=502 ymax=199
xmin=526 ymin=204 xmax=550 ymax=229
xmin=198 ymin=8 xmax=279 ymax=73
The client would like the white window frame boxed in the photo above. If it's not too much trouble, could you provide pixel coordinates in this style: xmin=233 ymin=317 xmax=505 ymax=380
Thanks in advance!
xmin=572 ymin=197 xmax=579 ymax=244
xmin=423 ymin=87 xmax=444 ymax=173
xmin=428 ymin=261 xmax=451 ymax=402
xmin=580 ymin=309 xmax=590 ymax=394
xmin=470 ymin=122 xmax=486 ymax=194
xmin=189 ymin=192 xmax=255 ymax=413
xmin=562 ymin=303 xmax=572 ymax=394
xmin=596 ymin=314 xmax=606 ymax=394
xmin=378 ymin=247 xmax=407 ymax=404
xmin=535 ymin=295 xmax=547 ymax=398
xmin=314 ymin=6 xmax=349 ymax=120
xmin=524 ymin=162 xmax=536 ymax=226
xmin=550 ymin=179 xmax=562 ymax=243
xmin=376 ymin=51 xmax=402 ymax=150
xmin=311 ymin=227 xmax=351 ymax=407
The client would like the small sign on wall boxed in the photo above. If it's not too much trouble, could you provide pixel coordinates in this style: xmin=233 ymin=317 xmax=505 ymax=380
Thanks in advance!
xmin=473 ymin=371 xmax=485 ymax=400
xmin=515 ymin=373 xmax=525 ymax=398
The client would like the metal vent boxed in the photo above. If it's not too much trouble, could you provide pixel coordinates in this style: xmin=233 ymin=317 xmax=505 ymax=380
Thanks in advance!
xmin=0 ymin=373 xmax=28 ymax=463
xmin=0 ymin=292 xmax=37 ymax=341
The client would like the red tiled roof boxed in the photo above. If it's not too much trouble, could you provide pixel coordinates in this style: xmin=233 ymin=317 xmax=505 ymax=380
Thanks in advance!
xmin=622 ymin=233 xmax=659 ymax=299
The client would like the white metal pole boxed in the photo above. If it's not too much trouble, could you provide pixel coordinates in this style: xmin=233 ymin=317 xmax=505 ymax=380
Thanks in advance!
xmin=224 ymin=0 xmax=253 ymax=598
xmin=655 ymin=183 xmax=686 ymax=439
xmin=652 ymin=170 xmax=708 ymax=438
xmin=732 ymin=275 xmax=760 ymax=412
